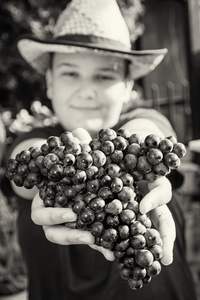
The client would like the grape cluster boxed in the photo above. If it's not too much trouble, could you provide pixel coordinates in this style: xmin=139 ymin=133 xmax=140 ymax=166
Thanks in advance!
xmin=6 ymin=128 xmax=186 ymax=290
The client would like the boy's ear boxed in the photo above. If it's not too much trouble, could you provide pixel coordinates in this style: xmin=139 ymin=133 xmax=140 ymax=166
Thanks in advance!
xmin=46 ymin=69 xmax=53 ymax=100
xmin=123 ymin=80 xmax=134 ymax=103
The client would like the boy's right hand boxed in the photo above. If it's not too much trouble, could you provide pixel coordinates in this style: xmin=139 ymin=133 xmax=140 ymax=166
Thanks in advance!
xmin=31 ymin=192 xmax=115 ymax=261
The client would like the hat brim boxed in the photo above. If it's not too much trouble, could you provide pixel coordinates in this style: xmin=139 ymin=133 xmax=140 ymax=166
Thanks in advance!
xmin=17 ymin=35 xmax=168 ymax=80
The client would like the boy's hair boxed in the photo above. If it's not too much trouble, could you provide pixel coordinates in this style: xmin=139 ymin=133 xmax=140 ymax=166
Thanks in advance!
xmin=48 ymin=52 xmax=131 ymax=79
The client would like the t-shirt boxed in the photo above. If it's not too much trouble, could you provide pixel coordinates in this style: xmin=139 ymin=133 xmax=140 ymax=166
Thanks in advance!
xmin=5 ymin=108 xmax=197 ymax=300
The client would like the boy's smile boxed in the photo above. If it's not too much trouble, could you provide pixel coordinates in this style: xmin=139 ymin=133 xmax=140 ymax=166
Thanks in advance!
xmin=46 ymin=52 xmax=133 ymax=136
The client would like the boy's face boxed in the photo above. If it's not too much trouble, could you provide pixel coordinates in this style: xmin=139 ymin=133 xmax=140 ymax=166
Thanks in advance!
xmin=46 ymin=52 xmax=133 ymax=136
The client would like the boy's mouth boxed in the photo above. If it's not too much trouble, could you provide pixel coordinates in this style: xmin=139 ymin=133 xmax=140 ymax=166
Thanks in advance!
xmin=70 ymin=105 xmax=100 ymax=111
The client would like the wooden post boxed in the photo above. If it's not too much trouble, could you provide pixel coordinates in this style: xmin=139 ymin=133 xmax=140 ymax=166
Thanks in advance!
xmin=187 ymin=0 xmax=200 ymax=140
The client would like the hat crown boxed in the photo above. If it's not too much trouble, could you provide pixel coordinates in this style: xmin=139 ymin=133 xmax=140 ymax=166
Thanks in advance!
xmin=54 ymin=0 xmax=131 ymax=49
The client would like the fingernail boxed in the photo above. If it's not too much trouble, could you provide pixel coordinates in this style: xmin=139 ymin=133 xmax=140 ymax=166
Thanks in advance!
xmin=78 ymin=237 xmax=90 ymax=244
xmin=162 ymin=253 xmax=173 ymax=265
xmin=79 ymin=236 xmax=94 ymax=244
xmin=62 ymin=212 xmax=76 ymax=221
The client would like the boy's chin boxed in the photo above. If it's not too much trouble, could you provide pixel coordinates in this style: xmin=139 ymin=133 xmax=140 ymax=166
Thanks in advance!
xmin=84 ymin=119 xmax=104 ymax=134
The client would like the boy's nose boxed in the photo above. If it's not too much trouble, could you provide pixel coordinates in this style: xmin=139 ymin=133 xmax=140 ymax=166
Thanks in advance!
xmin=77 ymin=81 xmax=97 ymax=100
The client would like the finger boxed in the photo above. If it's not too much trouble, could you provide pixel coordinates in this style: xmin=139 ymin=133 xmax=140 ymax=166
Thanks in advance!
xmin=31 ymin=192 xmax=77 ymax=226
xmin=43 ymin=225 xmax=95 ymax=245
xmin=140 ymin=177 xmax=172 ymax=214
xmin=71 ymin=128 xmax=92 ymax=143
xmin=89 ymin=244 xmax=115 ymax=261
xmin=149 ymin=205 xmax=176 ymax=265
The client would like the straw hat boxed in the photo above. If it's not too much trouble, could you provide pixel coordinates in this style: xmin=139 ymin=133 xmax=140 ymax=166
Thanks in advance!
xmin=17 ymin=0 xmax=167 ymax=79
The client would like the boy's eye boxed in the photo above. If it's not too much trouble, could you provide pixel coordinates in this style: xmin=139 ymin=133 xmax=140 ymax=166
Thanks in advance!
xmin=95 ymin=74 xmax=115 ymax=81
xmin=62 ymin=72 xmax=79 ymax=77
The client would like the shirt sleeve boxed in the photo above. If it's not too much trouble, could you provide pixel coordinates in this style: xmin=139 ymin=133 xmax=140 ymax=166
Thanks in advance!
xmin=113 ymin=108 xmax=176 ymax=137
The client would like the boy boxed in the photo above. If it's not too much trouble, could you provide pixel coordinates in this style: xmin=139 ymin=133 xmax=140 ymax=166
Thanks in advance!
xmin=8 ymin=0 xmax=197 ymax=299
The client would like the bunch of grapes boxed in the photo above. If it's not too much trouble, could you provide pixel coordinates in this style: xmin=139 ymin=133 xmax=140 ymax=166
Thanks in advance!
xmin=6 ymin=128 xmax=186 ymax=290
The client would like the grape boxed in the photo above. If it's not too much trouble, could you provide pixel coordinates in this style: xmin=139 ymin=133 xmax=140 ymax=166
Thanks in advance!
xmin=127 ymin=143 xmax=141 ymax=156
xmin=55 ymin=193 xmax=68 ymax=207
xmin=98 ymin=128 xmax=117 ymax=142
xmin=72 ymin=169 xmax=87 ymax=184
xmin=117 ymin=128 xmax=130 ymax=139
xmin=110 ymin=150 xmax=124 ymax=163
xmin=147 ymin=261 xmax=161 ymax=277
xmin=52 ymin=146 xmax=65 ymax=160
xmin=144 ymin=134 xmax=161 ymax=148
xmin=118 ymin=225 xmax=130 ymax=239
xmin=147 ymin=148 xmax=163 ymax=165
xmin=47 ymin=136 xmax=62 ymax=149
xmin=18 ymin=150 xmax=32 ymax=163
xmin=105 ymin=199 xmax=123 ymax=215
xmin=63 ymin=153 xmax=76 ymax=166
xmin=48 ymin=164 xmax=64 ymax=181
xmin=65 ymin=141 xmax=81 ymax=155
xmin=119 ymin=266 xmax=132 ymax=280
xmin=120 ymin=209 xmax=136 ymax=225
xmin=60 ymin=131 xmax=74 ymax=144
xmin=130 ymin=234 xmax=146 ymax=249
xmin=90 ymin=222 xmax=104 ymax=237
xmin=101 ymin=140 xmax=115 ymax=155
xmin=72 ymin=199 xmax=86 ymax=214
xmin=79 ymin=208 xmax=95 ymax=224
xmin=41 ymin=143 xmax=51 ymax=155
xmin=117 ymin=187 xmax=135 ymax=203
xmin=120 ymin=173 xmax=134 ymax=186
xmin=102 ymin=228 xmax=118 ymax=243
xmin=85 ymin=166 xmax=99 ymax=180
xmin=113 ymin=136 xmax=128 ymax=151
xmin=7 ymin=158 xmax=18 ymax=173
xmin=12 ymin=173 xmax=24 ymax=186
xmin=159 ymin=138 xmax=173 ymax=153
xmin=115 ymin=238 xmax=130 ymax=252
xmin=105 ymin=163 xmax=121 ymax=178
xmin=129 ymin=133 xmax=144 ymax=145
xmin=164 ymin=152 xmax=180 ymax=169
xmin=89 ymin=139 xmax=101 ymax=150
xmin=135 ymin=249 xmax=154 ymax=268
xmin=132 ymin=266 xmax=146 ymax=280
xmin=90 ymin=150 xmax=106 ymax=168
xmin=6 ymin=128 xmax=186 ymax=290
xmin=144 ymin=228 xmax=161 ymax=247
xmin=137 ymin=156 xmax=152 ymax=174
xmin=44 ymin=153 xmax=59 ymax=169
xmin=130 ymin=221 xmax=146 ymax=235
xmin=76 ymin=152 xmax=93 ymax=170
xmin=110 ymin=177 xmax=123 ymax=193
xmin=98 ymin=186 xmax=113 ymax=201
xmin=89 ymin=197 xmax=105 ymax=213
xmin=124 ymin=256 xmax=135 ymax=268
xmin=173 ymin=142 xmax=186 ymax=158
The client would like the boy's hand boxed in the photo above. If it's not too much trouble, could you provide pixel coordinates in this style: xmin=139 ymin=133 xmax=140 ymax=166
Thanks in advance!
xmin=138 ymin=176 xmax=175 ymax=265
xmin=31 ymin=192 xmax=115 ymax=261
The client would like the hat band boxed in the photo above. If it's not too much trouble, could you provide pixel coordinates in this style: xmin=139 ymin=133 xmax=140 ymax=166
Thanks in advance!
xmin=56 ymin=34 xmax=130 ymax=52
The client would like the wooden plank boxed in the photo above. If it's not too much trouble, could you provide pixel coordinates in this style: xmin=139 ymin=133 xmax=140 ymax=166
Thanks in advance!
xmin=188 ymin=0 xmax=200 ymax=53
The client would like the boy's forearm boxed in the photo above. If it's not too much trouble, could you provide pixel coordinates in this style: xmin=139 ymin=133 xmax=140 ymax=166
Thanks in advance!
xmin=120 ymin=118 xmax=169 ymax=139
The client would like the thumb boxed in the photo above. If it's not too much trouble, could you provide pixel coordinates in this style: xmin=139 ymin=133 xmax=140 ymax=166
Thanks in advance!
xmin=72 ymin=128 xmax=92 ymax=143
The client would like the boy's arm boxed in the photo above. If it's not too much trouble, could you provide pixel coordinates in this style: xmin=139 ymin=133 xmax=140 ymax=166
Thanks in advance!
xmin=121 ymin=118 xmax=168 ymax=139
xmin=10 ymin=138 xmax=46 ymax=200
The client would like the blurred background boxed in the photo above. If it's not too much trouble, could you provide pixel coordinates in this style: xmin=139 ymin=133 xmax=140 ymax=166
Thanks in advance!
xmin=0 ymin=0 xmax=200 ymax=299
